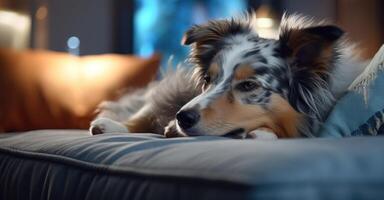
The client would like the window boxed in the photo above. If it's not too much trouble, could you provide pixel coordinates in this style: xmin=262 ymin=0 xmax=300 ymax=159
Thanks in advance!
xmin=134 ymin=0 xmax=247 ymax=68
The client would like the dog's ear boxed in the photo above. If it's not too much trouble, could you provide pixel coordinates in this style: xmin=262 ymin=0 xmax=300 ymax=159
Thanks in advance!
xmin=279 ymin=25 xmax=344 ymax=66
xmin=181 ymin=24 xmax=205 ymax=45
xmin=181 ymin=19 xmax=250 ymax=45
xmin=181 ymin=19 xmax=252 ymax=69
xmin=279 ymin=23 xmax=344 ymax=116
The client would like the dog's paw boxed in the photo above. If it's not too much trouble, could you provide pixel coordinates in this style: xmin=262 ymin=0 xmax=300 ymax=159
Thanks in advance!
xmin=247 ymin=128 xmax=278 ymax=140
xmin=90 ymin=117 xmax=128 ymax=135
xmin=164 ymin=120 xmax=186 ymax=138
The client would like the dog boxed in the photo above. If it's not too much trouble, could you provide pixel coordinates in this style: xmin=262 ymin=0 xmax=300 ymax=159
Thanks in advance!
xmin=90 ymin=13 xmax=365 ymax=139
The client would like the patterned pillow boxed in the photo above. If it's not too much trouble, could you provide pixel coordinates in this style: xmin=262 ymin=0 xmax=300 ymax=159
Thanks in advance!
xmin=318 ymin=45 xmax=384 ymax=137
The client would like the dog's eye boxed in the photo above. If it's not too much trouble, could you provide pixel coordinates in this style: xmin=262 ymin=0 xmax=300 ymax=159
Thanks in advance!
xmin=203 ymin=75 xmax=211 ymax=84
xmin=201 ymin=75 xmax=211 ymax=91
xmin=235 ymin=81 xmax=258 ymax=92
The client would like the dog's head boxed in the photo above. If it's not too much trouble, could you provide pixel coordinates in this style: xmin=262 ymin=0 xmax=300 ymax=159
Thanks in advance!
xmin=176 ymin=13 xmax=344 ymax=138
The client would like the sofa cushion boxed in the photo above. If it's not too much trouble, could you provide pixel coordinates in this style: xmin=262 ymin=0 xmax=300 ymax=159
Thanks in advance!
xmin=318 ymin=45 xmax=384 ymax=137
xmin=1 ymin=130 xmax=384 ymax=200
xmin=0 ymin=49 xmax=160 ymax=132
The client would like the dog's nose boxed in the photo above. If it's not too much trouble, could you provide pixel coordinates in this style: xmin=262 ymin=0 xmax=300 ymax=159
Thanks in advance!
xmin=176 ymin=109 xmax=200 ymax=130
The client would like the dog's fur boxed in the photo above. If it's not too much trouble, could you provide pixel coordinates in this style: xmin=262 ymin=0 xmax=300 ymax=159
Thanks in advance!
xmin=90 ymin=13 xmax=365 ymax=139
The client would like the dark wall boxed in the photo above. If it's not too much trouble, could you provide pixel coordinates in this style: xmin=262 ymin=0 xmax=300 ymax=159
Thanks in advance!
xmin=47 ymin=0 xmax=114 ymax=55
xmin=0 ymin=0 xmax=29 ymax=13
xmin=337 ymin=0 xmax=384 ymax=58
xmin=282 ymin=0 xmax=337 ymax=21
xmin=28 ymin=0 xmax=382 ymax=57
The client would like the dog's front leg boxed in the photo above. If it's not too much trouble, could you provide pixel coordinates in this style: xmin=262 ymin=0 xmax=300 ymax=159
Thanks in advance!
xmin=247 ymin=128 xmax=278 ymax=140
xmin=90 ymin=117 xmax=129 ymax=135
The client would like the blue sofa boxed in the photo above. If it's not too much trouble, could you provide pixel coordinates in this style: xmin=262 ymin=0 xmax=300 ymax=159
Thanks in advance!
xmin=1 ymin=130 xmax=384 ymax=200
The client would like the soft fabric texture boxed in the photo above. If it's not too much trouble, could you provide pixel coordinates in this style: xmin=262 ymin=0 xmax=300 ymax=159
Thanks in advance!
xmin=318 ymin=45 xmax=384 ymax=137
xmin=0 ymin=49 xmax=160 ymax=132
xmin=1 ymin=130 xmax=384 ymax=200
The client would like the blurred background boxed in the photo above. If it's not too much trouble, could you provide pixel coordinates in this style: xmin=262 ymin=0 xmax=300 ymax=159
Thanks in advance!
xmin=0 ymin=0 xmax=383 ymax=131
xmin=1 ymin=0 xmax=383 ymax=66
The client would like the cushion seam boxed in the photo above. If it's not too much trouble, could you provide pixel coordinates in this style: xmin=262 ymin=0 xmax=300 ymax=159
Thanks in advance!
xmin=0 ymin=146 xmax=250 ymax=188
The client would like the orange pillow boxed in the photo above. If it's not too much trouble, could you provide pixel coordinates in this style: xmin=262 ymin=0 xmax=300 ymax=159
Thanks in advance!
xmin=0 ymin=48 xmax=160 ymax=132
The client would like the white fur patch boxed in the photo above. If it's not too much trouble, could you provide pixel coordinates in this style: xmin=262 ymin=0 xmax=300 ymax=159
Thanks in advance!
xmin=90 ymin=117 xmax=128 ymax=135
xmin=248 ymin=129 xmax=278 ymax=140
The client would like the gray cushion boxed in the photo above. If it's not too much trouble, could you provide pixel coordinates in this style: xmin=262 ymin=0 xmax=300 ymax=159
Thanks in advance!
xmin=1 ymin=130 xmax=384 ymax=200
